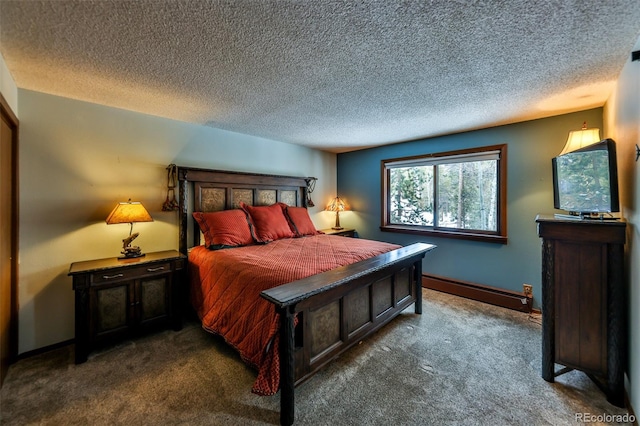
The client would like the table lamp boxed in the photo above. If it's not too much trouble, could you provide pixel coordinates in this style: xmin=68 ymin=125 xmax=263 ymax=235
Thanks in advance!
xmin=106 ymin=199 xmax=153 ymax=258
xmin=559 ymin=122 xmax=600 ymax=155
xmin=326 ymin=196 xmax=349 ymax=230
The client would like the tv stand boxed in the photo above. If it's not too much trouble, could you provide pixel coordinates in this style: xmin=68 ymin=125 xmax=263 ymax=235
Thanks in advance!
xmin=536 ymin=215 xmax=626 ymax=407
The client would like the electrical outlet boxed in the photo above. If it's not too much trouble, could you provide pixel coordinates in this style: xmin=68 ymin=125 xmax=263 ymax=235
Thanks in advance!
xmin=523 ymin=284 xmax=533 ymax=297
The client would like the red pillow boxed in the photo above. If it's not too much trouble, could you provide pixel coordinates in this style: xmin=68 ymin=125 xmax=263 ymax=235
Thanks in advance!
xmin=283 ymin=205 xmax=318 ymax=237
xmin=240 ymin=202 xmax=295 ymax=243
xmin=192 ymin=210 xmax=254 ymax=249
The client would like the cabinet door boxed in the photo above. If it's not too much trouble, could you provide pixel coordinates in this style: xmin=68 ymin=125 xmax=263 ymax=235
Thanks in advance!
xmin=137 ymin=274 xmax=172 ymax=327
xmin=91 ymin=281 xmax=134 ymax=339
xmin=554 ymin=241 xmax=607 ymax=374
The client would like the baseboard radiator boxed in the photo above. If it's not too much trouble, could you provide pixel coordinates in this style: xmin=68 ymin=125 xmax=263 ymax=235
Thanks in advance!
xmin=422 ymin=274 xmax=532 ymax=313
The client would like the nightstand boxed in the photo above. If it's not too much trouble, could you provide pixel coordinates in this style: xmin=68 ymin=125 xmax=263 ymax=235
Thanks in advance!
xmin=320 ymin=228 xmax=356 ymax=237
xmin=69 ymin=250 xmax=186 ymax=364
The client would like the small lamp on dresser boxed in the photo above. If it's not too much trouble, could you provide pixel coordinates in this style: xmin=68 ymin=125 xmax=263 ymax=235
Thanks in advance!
xmin=106 ymin=199 xmax=153 ymax=258
xmin=559 ymin=121 xmax=600 ymax=155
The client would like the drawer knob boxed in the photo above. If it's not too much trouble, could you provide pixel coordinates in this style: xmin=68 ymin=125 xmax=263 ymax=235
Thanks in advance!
xmin=102 ymin=273 xmax=124 ymax=280
xmin=147 ymin=266 xmax=165 ymax=272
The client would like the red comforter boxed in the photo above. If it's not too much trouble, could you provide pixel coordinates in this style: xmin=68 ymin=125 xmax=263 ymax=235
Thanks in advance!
xmin=188 ymin=234 xmax=401 ymax=395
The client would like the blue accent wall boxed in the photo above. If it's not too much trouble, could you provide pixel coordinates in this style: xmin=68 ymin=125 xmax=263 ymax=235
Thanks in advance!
xmin=337 ymin=108 xmax=603 ymax=306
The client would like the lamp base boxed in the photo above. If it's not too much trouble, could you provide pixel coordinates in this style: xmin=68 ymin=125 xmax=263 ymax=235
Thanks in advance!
xmin=118 ymin=253 xmax=145 ymax=260
xmin=333 ymin=211 xmax=342 ymax=230
xmin=119 ymin=245 xmax=145 ymax=259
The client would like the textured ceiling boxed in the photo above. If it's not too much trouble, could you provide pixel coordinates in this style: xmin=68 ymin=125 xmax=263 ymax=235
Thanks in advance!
xmin=1 ymin=1 xmax=639 ymax=153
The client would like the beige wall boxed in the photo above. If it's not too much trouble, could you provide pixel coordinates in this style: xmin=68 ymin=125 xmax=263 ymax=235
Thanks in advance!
xmin=16 ymin=89 xmax=337 ymax=353
xmin=603 ymin=35 xmax=640 ymax=415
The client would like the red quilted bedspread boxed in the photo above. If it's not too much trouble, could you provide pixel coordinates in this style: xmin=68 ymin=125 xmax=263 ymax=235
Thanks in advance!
xmin=188 ymin=234 xmax=401 ymax=395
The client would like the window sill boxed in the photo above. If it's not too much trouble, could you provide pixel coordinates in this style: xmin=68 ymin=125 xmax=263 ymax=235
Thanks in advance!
xmin=380 ymin=225 xmax=507 ymax=244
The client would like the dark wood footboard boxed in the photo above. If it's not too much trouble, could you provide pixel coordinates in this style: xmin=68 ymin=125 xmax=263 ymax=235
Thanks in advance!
xmin=262 ymin=242 xmax=435 ymax=425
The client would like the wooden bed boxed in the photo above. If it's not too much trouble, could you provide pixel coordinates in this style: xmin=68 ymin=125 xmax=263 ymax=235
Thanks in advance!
xmin=177 ymin=166 xmax=435 ymax=425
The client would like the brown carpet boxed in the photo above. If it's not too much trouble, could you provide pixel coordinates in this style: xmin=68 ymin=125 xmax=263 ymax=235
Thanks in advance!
xmin=0 ymin=289 xmax=634 ymax=425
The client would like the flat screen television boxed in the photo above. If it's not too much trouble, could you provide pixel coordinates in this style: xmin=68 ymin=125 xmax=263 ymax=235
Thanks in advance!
xmin=552 ymin=138 xmax=620 ymax=219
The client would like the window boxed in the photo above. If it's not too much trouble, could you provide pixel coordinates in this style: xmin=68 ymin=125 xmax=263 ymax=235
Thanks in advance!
xmin=381 ymin=144 xmax=507 ymax=243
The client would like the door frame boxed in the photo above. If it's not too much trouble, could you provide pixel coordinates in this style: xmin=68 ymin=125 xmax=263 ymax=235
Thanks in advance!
xmin=1 ymin=92 xmax=19 ymax=385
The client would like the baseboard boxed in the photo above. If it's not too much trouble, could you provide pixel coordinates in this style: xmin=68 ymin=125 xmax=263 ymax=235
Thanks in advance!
xmin=16 ymin=339 xmax=74 ymax=361
xmin=422 ymin=274 xmax=533 ymax=313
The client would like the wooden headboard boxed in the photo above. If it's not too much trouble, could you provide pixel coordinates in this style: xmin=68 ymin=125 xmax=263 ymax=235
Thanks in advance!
xmin=176 ymin=166 xmax=310 ymax=254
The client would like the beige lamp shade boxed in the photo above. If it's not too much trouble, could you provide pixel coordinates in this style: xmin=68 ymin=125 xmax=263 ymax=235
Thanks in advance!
xmin=325 ymin=196 xmax=349 ymax=212
xmin=559 ymin=122 xmax=601 ymax=155
xmin=106 ymin=200 xmax=153 ymax=225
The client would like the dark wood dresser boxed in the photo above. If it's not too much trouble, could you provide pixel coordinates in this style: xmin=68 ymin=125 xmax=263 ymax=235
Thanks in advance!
xmin=536 ymin=215 xmax=626 ymax=407
xmin=69 ymin=250 xmax=186 ymax=363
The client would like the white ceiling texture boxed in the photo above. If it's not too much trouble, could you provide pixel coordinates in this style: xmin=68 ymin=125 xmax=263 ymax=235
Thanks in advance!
xmin=1 ymin=1 xmax=639 ymax=152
